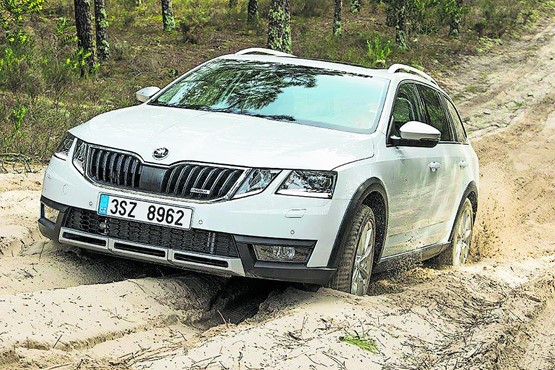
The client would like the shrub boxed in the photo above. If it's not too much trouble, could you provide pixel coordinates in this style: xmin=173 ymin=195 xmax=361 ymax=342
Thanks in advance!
xmin=366 ymin=33 xmax=392 ymax=68
xmin=291 ymin=0 xmax=331 ymax=17
xmin=470 ymin=0 xmax=529 ymax=38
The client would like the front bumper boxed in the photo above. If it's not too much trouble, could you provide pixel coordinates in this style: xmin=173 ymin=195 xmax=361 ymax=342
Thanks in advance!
xmin=39 ymin=157 xmax=348 ymax=284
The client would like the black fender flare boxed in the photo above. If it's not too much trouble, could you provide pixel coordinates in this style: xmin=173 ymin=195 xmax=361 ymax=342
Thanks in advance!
xmin=448 ymin=181 xmax=479 ymax=242
xmin=327 ymin=178 xmax=389 ymax=269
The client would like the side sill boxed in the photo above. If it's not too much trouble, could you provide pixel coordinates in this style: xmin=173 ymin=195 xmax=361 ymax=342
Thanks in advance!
xmin=373 ymin=242 xmax=449 ymax=273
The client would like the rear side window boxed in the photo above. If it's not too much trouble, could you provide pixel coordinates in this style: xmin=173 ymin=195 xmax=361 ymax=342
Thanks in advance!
xmin=444 ymin=99 xmax=467 ymax=143
xmin=418 ymin=85 xmax=453 ymax=142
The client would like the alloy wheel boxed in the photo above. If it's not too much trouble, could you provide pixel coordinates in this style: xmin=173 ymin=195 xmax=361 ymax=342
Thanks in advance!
xmin=453 ymin=204 xmax=473 ymax=265
xmin=351 ymin=220 xmax=375 ymax=295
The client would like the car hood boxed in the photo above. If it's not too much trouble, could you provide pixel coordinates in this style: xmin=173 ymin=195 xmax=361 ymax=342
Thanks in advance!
xmin=71 ymin=105 xmax=374 ymax=170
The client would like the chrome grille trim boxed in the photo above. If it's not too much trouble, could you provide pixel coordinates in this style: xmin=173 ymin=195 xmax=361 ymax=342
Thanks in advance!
xmin=85 ymin=145 xmax=247 ymax=202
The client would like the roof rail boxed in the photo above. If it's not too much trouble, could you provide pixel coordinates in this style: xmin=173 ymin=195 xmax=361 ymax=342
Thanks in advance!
xmin=387 ymin=64 xmax=437 ymax=85
xmin=235 ymin=47 xmax=296 ymax=58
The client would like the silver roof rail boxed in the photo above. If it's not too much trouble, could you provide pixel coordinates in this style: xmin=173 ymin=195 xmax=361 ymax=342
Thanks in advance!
xmin=387 ymin=64 xmax=437 ymax=85
xmin=235 ymin=47 xmax=296 ymax=58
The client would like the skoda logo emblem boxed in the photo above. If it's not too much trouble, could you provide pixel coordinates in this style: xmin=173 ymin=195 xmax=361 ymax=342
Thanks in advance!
xmin=152 ymin=147 xmax=169 ymax=160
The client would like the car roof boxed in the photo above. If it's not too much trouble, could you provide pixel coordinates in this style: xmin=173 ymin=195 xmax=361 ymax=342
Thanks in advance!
xmin=218 ymin=53 xmax=443 ymax=92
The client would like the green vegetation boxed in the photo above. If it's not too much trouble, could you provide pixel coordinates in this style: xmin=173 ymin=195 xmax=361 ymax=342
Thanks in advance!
xmin=0 ymin=0 xmax=552 ymax=160
xmin=341 ymin=333 xmax=378 ymax=353
xmin=366 ymin=32 xmax=392 ymax=67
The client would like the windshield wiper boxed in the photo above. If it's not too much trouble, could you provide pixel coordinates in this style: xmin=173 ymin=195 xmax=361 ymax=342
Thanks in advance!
xmin=203 ymin=108 xmax=297 ymax=122
xmin=172 ymin=104 xmax=241 ymax=113
xmin=243 ymin=113 xmax=296 ymax=122
xmin=150 ymin=103 xmax=297 ymax=123
xmin=149 ymin=101 xmax=172 ymax=107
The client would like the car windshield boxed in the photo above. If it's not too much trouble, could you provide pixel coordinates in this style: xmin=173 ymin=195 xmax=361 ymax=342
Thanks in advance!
xmin=151 ymin=59 xmax=389 ymax=133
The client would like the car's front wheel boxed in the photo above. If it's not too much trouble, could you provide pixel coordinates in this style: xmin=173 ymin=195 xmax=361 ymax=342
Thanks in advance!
xmin=329 ymin=204 xmax=376 ymax=296
xmin=437 ymin=198 xmax=474 ymax=266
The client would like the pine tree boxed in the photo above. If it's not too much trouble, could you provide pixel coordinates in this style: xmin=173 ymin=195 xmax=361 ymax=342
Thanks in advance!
xmin=94 ymin=0 xmax=109 ymax=61
xmin=333 ymin=0 xmax=342 ymax=36
xmin=448 ymin=0 xmax=464 ymax=37
xmin=350 ymin=0 xmax=361 ymax=13
xmin=247 ymin=0 xmax=258 ymax=23
xmin=267 ymin=0 xmax=291 ymax=53
xmin=74 ymin=0 xmax=95 ymax=75
xmin=161 ymin=0 xmax=175 ymax=31
xmin=385 ymin=0 xmax=407 ymax=48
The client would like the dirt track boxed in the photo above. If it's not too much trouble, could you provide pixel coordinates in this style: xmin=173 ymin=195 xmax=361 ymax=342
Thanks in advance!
xmin=1 ymin=17 xmax=554 ymax=370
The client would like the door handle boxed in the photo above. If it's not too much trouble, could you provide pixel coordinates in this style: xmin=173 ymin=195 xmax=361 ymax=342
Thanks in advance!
xmin=428 ymin=162 xmax=441 ymax=172
xmin=459 ymin=160 xmax=469 ymax=168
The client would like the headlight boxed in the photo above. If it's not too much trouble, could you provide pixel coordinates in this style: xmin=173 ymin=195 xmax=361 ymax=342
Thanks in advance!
xmin=54 ymin=133 xmax=75 ymax=160
xmin=72 ymin=139 xmax=88 ymax=174
xmin=277 ymin=170 xmax=336 ymax=199
xmin=233 ymin=169 xmax=281 ymax=198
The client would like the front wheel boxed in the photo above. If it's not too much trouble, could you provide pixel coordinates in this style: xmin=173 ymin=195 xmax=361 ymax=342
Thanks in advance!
xmin=329 ymin=204 xmax=376 ymax=296
xmin=437 ymin=198 xmax=474 ymax=266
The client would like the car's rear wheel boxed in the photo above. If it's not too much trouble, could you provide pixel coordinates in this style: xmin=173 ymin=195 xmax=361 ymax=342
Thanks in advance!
xmin=437 ymin=198 xmax=474 ymax=266
xmin=329 ymin=204 xmax=376 ymax=296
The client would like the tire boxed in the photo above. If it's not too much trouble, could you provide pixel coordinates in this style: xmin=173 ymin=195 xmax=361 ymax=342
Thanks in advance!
xmin=436 ymin=198 xmax=474 ymax=266
xmin=329 ymin=204 xmax=376 ymax=296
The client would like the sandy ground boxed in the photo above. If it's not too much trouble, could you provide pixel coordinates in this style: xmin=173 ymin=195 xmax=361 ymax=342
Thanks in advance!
xmin=1 ymin=17 xmax=555 ymax=370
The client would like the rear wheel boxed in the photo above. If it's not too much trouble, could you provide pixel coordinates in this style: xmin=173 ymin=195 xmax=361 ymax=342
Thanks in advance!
xmin=437 ymin=198 xmax=474 ymax=266
xmin=329 ymin=204 xmax=376 ymax=296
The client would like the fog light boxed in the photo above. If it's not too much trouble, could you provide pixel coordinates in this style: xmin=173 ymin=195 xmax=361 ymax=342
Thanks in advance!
xmin=42 ymin=203 xmax=60 ymax=223
xmin=253 ymin=245 xmax=311 ymax=263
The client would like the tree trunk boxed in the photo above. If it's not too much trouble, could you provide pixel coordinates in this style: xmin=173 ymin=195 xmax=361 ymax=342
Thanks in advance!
xmin=386 ymin=0 xmax=407 ymax=48
xmin=350 ymin=0 xmax=361 ymax=13
xmin=333 ymin=0 xmax=342 ymax=36
xmin=395 ymin=3 xmax=406 ymax=48
xmin=267 ymin=0 xmax=291 ymax=53
xmin=449 ymin=0 xmax=463 ymax=37
xmin=247 ymin=0 xmax=258 ymax=23
xmin=94 ymin=0 xmax=109 ymax=61
xmin=74 ymin=0 xmax=95 ymax=75
xmin=161 ymin=0 xmax=175 ymax=31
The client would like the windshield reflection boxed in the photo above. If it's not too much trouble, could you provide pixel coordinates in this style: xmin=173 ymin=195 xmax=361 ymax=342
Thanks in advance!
xmin=151 ymin=59 xmax=389 ymax=133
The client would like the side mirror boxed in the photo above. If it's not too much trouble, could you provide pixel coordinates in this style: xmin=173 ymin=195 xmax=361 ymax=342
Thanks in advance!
xmin=135 ymin=86 xmax=161 ymax=103
xmin=391 ymin=121 xmax=441 ymax=148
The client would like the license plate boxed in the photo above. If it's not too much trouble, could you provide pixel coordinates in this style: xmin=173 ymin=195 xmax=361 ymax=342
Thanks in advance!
xmin=97 ymin=194 xmax=192 ymax=230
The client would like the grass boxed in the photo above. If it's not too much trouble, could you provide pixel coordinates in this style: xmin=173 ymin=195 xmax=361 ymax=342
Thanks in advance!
xmin=340 ymin=333 xmax=378 ymax=353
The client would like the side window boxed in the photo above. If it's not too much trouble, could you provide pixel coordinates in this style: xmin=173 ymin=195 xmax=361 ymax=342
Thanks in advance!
xmin=390 ymin=83 xmax=423 ymax=138
xmin=444 ymin=98 xmax=467 ymax=143
xmin=418 ymin=85 xmax=454 ymax=142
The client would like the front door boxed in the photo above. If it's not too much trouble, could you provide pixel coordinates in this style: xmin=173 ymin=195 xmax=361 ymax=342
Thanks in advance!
xmin=380 ymin=83 xmax=441 ymax=257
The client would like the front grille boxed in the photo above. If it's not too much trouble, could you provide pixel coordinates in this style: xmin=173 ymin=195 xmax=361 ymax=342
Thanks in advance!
xmin=86 ymin=146 xmax=244 ymax=202
xmin=161 ymin=164 xmax=243 ymax=200
xmin=88 ymin=147 xmax=143 ymax=188
xmin=64 ymin=208 xmax=239 ymax=258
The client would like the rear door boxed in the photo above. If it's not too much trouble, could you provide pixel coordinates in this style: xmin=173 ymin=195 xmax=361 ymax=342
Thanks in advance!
xmin=417 ymin=85 xmax=459 ymax=245
xmin=442 ymin=97 xmax=473 ymax=240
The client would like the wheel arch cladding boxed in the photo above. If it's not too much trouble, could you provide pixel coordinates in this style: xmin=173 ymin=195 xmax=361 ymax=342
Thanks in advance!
xmin=327 ymin=178 xmax=389 ymax=269
xmin=449 ymin=181 xmax=479 ymax=242
xmin=465 ymin=182 xmax=479 ymax=221
xmin=362 ymin=189 xmax=387 ymax=265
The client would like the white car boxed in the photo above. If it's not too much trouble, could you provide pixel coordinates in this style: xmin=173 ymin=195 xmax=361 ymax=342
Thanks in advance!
xmin=39 ymin=48 xmax=479 ymax=296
